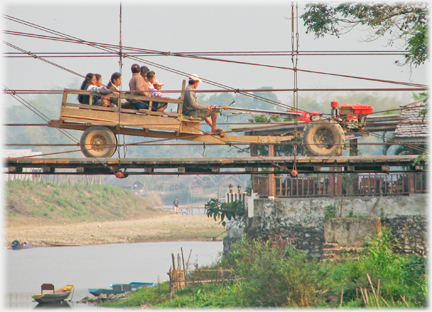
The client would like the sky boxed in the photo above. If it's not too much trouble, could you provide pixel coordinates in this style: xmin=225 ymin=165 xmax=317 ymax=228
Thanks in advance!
xmin=2 ymin=0 xmax=428 ymax=110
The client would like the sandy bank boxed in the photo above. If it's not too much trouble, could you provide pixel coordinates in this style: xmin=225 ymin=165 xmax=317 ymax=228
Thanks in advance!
xmin=5 ymin=214 xmax=226 ymax=248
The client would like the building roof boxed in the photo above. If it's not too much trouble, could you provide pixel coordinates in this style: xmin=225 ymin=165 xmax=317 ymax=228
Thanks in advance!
xmin=394 ymin=99 xmax=428 ymax=142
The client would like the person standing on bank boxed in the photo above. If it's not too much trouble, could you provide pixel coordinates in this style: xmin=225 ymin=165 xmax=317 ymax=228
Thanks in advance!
xmin=182 ymin=74 xmax=223 ymax=133
xmin=173 ymin=197 xmax=180 ymax=214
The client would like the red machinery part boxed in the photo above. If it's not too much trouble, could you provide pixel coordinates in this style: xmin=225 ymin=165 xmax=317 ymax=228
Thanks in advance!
xmin=339 ymin=104 xmax=373 ymax=115
xmin=290 ymin=110 xmax=323 ymax=122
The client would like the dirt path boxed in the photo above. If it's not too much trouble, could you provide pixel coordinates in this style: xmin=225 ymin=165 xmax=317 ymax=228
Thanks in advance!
xmin=5 ymin=214 xmax=226 ymax=248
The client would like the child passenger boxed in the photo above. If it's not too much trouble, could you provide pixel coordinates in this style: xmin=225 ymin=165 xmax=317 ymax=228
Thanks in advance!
xmin=152 ymin=80 xmax=170 ymax=100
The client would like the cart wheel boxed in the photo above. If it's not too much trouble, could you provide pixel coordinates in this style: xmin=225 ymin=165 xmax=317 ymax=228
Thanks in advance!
xmin=80 ymin=126 xmax=117 ymax=158
xmin=301 ymin=119 xmax=345 ymax=156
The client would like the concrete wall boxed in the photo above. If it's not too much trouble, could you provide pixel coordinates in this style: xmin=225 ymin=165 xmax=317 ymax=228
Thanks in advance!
xmin=324 ymin=217 xmax=381 ymax=247
xmin=224 ymin=194 xmax=428 ymax=258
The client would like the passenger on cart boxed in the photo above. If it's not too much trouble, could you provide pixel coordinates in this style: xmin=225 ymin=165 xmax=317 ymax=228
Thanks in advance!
xmin=146 ymin=71 xmax=168 ymax=112
xmin=183 ymin=74 xmax=224 ymax=133
xmin=128 ymin=64 xmax=151 ymax=110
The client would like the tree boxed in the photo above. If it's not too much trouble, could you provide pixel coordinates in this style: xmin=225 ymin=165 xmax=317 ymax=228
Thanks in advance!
xmin=301 ymin=3 xmax=429 ymax=67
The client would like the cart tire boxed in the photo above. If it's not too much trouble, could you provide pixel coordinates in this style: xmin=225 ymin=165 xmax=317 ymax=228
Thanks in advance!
xmin=301 ymin=119 xmax=345 ymax=156
xmin=80 ymin=126 xmax=117 ymax=158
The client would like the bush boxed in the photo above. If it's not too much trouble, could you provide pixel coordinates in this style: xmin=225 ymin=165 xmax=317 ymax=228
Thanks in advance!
xmin=227 ymin=237 xmax=328 ymax=307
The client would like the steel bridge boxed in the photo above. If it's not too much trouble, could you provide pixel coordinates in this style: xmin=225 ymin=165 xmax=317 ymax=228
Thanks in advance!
xmin=5 ymin=155 xmax=426 ymax=176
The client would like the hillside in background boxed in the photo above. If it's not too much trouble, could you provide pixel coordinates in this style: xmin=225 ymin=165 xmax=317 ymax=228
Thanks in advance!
xmin=5 ymin=180 xmax=165 ymax=226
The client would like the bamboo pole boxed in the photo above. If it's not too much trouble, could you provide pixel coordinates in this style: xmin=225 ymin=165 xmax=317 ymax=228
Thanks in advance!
xmin=359 ymin=287 xmax=367 ymax=306
xmin=340 ymin=289 xmax=344 ymax=307
xmin=181 ymin=248 xmax=187 ymax=286
xmin=400 ymin=295 xmax=409 ymax=308
xmin=380 ymin=296 xmax=390 ymax=308
xmin=366 ymin=274 xmax=380 ymax=308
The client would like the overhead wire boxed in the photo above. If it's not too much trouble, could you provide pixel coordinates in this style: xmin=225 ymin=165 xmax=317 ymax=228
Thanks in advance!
xmin=4 ymin=29 xmax=427 ymax=90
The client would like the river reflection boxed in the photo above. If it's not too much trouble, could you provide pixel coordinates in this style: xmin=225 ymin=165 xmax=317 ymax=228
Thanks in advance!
xmin=5 ymin=241 xmax=223 ymax=309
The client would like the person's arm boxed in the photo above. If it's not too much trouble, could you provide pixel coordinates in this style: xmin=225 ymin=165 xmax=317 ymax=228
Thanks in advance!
xmin=184 ymin=88 xmax=208 ymax=110
xmin=152 ymin=89 xmax=170 ymax=99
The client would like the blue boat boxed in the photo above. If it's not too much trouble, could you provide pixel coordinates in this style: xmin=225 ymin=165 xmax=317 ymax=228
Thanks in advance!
xmin=110 ymin=282 xmax=158 ymax=290
xmin=88 ymin=287 xmax=125 ymax=297
xmin=89 ymin=282 xmax=157 ymax=297
xmin=11 ymin=240 xmax=33 ymax=250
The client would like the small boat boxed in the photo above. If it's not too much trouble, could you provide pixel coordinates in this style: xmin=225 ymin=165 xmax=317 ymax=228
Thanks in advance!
xmin=110 ymin=282 xmax=158 ymax=290
xmin=89 ymin=282 xmax=157 ymax=296
xmin=32 ymin=284 xmax=74 ymax=304
xmin=11 ymin=240 xmax=33 ymax=250
xmin=88 ymin=287 xmax=125 ymax=297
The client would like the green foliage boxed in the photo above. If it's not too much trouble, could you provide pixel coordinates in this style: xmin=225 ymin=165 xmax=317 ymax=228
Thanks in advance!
xmin=205 ymin=198 xmax=246 ymax=227
xmin=301 ymin=3 xmax=428 ymax=67
xmin=227 ymin=237 xmax=329 ymax=307
xmin=327 ymin=227 xmax=427 ymax=307
xmin=324 ymin=204 xmax=335 ymax=220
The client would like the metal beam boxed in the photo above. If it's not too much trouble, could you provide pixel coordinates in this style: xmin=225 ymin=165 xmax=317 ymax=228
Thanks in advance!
xmin=4 ymin=155 xmax=427 ymax=175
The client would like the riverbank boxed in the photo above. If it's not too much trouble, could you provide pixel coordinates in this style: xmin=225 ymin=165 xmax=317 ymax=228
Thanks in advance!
xmin=5 ymin=213 xmax=226 ymax=248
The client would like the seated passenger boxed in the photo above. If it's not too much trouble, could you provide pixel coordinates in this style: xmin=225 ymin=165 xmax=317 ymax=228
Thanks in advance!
xmin=78 ymin=73 xmax=94 ymax=104
xmin=128 ymin=64 xmax=150 ymax=110
xmin=106 ymin=72 xmax=131 ymax=109
xmin=183 ymin=74 xmax=223 ymax=133
xmin=146 ymin=71 xmax=167 ymax=112
xmin=88 ymin=74 xmax=119 ymax=110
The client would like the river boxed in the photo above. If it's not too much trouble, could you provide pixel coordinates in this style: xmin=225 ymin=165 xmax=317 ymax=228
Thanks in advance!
xmin=4 ymin=241 xmax=223 ymax=309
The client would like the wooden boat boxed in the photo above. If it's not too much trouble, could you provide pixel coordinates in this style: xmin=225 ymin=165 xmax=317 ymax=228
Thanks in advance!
xmin=89 ymin=282 xmax=157 ymax=296
xmin=11 ymin=240 xmax=33 ymax=250
xmin=32 ymin=284 xmax=74 ymax=304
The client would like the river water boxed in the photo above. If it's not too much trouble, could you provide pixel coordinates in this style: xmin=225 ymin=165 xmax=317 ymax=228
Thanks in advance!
xmin=4 ymin=241 xmax=223 ymax=309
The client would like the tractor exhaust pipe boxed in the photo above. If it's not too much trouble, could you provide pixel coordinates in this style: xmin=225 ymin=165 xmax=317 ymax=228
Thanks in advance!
xmin=331 ymin=100 xmax=338 ymax=119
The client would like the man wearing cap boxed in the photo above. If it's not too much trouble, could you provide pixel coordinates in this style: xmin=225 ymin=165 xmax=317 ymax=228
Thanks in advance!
xmin=183 ymin=74 xmax=223 ymax=133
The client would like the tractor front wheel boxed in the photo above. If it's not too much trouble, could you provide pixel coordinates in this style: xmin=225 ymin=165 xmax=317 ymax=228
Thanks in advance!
xmin=301 ymin=119 xmax=344 ymax=156
xmin=80 ymin=126 xmax=117 ymax=158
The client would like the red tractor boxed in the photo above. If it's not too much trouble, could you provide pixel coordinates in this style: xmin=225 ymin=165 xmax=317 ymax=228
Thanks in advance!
xmin=297 ymin=101 xmax=373 ymax=156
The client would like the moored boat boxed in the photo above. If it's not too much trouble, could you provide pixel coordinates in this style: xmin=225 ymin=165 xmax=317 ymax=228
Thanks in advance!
xmin=89 ymin=282 xmax=157 ymax=296
xmin=11 ymin=240 xmax=33 ymax=250
xmin=32 ymin=284 xmax=74 ymax=304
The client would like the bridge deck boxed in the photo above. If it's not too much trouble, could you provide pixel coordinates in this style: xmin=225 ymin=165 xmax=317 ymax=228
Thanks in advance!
xmin=5 ymin=155 xmax=426 ymax=175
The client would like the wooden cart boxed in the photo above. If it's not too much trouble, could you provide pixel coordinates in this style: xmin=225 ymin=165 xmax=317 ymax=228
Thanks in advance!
xmin=48 ymin=81 xmax=293 ymax=158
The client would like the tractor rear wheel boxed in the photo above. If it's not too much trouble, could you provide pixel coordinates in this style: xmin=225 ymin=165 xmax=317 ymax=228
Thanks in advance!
xmin=80 ymin=126 xmax=117 ymax=158
xmin=301 ymin=119 xmax=344 ymax=156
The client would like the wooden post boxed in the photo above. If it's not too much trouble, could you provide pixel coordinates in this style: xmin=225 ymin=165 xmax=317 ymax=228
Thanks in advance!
xmin=408 ymin=172 xmax=415 ymax=194
xmin=329 ymin=169 xmax=335 ymax=198
xmin=268 ymin=143 xmax=275 ymax=197
xmin=250 ymin=144 xmax=259 ymax=194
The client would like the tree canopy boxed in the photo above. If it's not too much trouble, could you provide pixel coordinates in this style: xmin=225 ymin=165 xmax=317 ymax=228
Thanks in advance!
xmin=301 ymin=3 xmax=428 ymax=67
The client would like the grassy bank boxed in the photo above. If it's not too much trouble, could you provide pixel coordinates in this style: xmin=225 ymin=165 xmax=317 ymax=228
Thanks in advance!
xmin=5 ymin=180 xmax=163 ymax=225
xmin=101 ymin=228 xmax=427 ymax=309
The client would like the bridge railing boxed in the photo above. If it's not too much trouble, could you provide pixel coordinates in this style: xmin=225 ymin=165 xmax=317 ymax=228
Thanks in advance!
xmin=253 ymin=172 xmax=427 ymax=198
